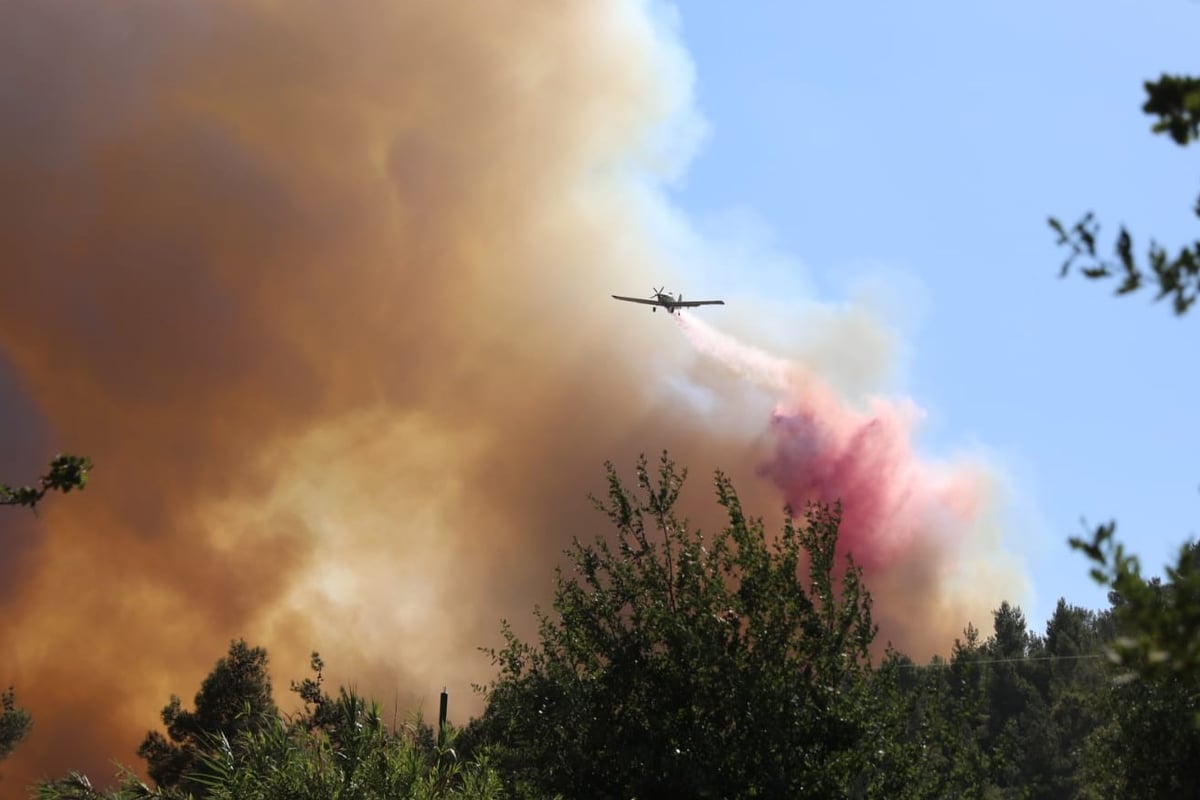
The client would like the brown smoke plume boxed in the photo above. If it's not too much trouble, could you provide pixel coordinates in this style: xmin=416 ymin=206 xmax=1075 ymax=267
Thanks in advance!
xmin=0 ymin=0 xmax=1022 ymax=788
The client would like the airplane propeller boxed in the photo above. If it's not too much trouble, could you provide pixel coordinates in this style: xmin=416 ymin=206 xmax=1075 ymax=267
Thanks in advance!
xmin=611 ymin=284 xmax=721 ymax=315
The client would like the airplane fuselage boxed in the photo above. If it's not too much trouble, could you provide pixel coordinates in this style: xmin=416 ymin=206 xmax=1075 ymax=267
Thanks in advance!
xmin=610 ymin=287 xmax=724 ymax=315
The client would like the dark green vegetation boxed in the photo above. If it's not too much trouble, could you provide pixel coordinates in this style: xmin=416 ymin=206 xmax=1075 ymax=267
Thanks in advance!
xmin=19 ymin=453 xmax=1200 ymax=799
xmin=467 ymin=457 xmax=876 ymax=799
xmin=1071 ymin=526 xmax=1200 ymax=701
xmin=0 ymin=688 xmax=32 ymax=765
xmin=0 ymin=454 xmax=91 ymax=511
xmin=34 ymin=644 xmax=502 ymax=800
xmin=137 ymin=640 xmax=280 ymax=795
xmin=1051 ymin=74 xmax=1200 ymax=314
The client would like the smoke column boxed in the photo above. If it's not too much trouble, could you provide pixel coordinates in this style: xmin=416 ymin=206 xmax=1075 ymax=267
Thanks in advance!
xmin=0 ymin=0 xmax=1021 ymax=787
xmin=676 ymin=311 xmax=1023 ymax=655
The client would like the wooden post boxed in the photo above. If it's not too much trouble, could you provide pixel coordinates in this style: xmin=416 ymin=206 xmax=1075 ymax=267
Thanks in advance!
xmin=438 ymin=687 xmax=448 ymax=746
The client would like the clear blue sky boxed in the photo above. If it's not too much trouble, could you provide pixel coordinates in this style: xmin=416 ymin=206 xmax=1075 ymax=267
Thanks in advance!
xmin=667 ymin=1 xmax=1199 ymax=629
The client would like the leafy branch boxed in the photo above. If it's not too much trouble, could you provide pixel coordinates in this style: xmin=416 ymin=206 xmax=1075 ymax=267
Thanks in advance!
xmin=1 ymin=454 xmax=93 ymax=511
xmin=1070 ymin=522 xmax=1200 ymax=699
xmin=1050 ymin=74 xmax=1200 ymax=315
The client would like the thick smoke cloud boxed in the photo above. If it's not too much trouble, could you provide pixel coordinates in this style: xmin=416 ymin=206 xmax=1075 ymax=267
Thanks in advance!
xmin=0 ymin=0 xmax=1021 ymax=787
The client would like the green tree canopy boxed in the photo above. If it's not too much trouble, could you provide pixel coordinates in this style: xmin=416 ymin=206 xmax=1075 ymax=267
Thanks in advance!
xmin=137 ymin=639 xmax=279 ymax=794
xmin=1071 ymin=526 xmax=1200 ymax=695
xmin=471 ymin=453 xmax=879 ymax=800
xmin=37 ymin=665 xmax=500 ymax=800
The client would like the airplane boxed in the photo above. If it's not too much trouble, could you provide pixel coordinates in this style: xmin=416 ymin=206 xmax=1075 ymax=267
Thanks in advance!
xmin=611 ymin=286 xmax=725 ymax=314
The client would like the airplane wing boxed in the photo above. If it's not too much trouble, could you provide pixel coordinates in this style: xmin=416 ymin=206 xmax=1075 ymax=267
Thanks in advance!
xmin=674 ymin=300 xmax=725 ymax=307
xmin=611 ymin=295 xmax=661 ymax=305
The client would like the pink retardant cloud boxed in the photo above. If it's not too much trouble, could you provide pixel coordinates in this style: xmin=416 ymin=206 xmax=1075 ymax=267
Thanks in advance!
xmin=762 ymin=394 xmax=983 ymax=573
xmin=676 ymin=310 xmax=1013 ymax=657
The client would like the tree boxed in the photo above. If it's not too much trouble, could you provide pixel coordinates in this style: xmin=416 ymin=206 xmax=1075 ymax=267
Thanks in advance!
xmin=37 ymin=656 xmax=500 ymax=800
xmin=1037 ymin=600 xmax=1109 ymax=799
xmin=1070 ymin=525 xmax=1200 ymax=694
xmin=34 ymin=692 xmax=500 ymax=800
xmin=288 ymin=651 xmax=439 ymax=757
xmin=287 ymin=651 xmax=341 ymax=734
xmin=1077 ymin=666 xmax=1200 ymax=799
xmin=137 ymin=640 xmax=279 ymax=794
xmin=472 ymin=453 xmax=878 ymax=800
xmin=1050 ymin=74 xmax=1200 ymax=314
xmin=190 ymin=690 xmax=503 ymax=800
xmin=863 ymin=629 xmax=995 ymax=800
xmin=1064 ymin=532 xmax=1200 ymax=797
xmin=0 ymin=454 xmax=92 ymax=511
xmin=978 ymin=604 xmax=1060 ymax=799
xmin=1069 ymin=533 xmax=1200 ymax=790
xmin=0 ymin=686 xmax=32 ymax=765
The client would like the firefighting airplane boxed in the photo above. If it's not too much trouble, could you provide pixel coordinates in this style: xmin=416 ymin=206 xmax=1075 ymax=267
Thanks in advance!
xmin=611 ymin=286 xmax=725 ymax=315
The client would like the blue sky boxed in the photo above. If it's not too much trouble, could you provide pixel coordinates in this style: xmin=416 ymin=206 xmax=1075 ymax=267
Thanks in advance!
xmin=666 ymin=2 xmax=1200 ymax=628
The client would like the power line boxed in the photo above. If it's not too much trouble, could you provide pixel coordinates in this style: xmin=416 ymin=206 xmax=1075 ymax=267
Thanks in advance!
xmin=896 ymin=653 xmax=1105 ymax=670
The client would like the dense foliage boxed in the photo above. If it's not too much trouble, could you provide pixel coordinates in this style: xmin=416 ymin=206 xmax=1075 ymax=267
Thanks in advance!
xmin=1072 ymin=526 xmax=1200 ymax=688
xmin=137 ymin=640 xmax=280 ymax=795
xmin=36 ymin=654 xmax=502 ymax=800
xmin=34 ymin=696 xmax=501 ymax=800
xmin=469 ymin=455 xmax=876 ymax=799
xmin=463 ymin=456 xmax=1200 ymax=799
